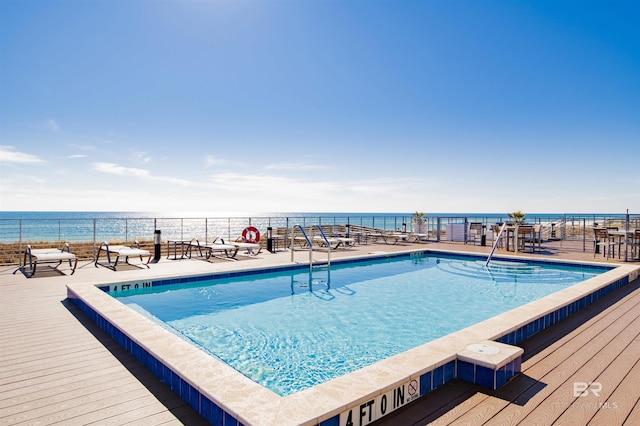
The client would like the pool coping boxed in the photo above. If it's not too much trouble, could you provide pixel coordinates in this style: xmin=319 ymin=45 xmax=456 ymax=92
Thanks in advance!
xmin=66 ymin=249 xmax=639 ymax=426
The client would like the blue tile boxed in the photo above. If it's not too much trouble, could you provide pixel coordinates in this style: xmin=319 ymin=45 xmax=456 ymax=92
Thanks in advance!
xmin=458 ymin=361 xmax=474 ymax=383
xmin=188 ymin=384 xmax=199 ymax=412
xmin=152 ymin=357 xmax=163 ymax=379
xmin=420 ymin=371 xmax=432 ymax=395
xmin=433 ymin=365 xmax=444 ymax=388
xmin=210 ymin=402 xmax=224 ymax=425
xmin=162 ymin=364 xmax=172 ymax=387
xmin=504 ymin=360 xmax=514 ymax=381
xmin=319 ymin=415 xmax=340 ymax=426
xmin=180 ymin=379 xmax=190 ymax=401
xmin=223 ymin=411 xmax=238 ymax=426
xmin=513 ymin=356 xmax=522 ymax=374
xmin=444 ymin=361 xmax=455 ymax=383
xmin=171 ymin=371 xmax=181 ymax=392
xmin=495 ymin=365 xmax=507 ymax=389
xmin=475 ymin=365 xmax=494 ymax=389
xmin=200 ymin=396 xmax=212 ymax=423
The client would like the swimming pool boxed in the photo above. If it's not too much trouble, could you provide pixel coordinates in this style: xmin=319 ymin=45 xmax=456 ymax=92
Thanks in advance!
xmin=111 ymin=252 xmax=602 ymax=397
xmin=67 ymin=250 xmax=636 ymax=426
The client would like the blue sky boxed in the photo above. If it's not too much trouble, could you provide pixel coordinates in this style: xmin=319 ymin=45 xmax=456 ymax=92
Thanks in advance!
xmin=1 ymin=0 xmax=638 ymax=214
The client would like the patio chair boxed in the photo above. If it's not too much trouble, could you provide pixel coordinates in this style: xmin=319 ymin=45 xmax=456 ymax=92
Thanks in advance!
xmin=516 ymin=225 xmax=535 ymax=252
xmin=524 ymin=224 xmax=544 ymax=252
xmin=633 ymin=229 xmax=640 ymax=260
xmin=466 ymin=222 xmax=483 ymax=245
xmin=21 ymin=243 xmax=77 ymax=277
xmin=592 ymin=228 xmax=621 ymax=259
xmin=95 ymin=241 xmax=151 ymax=270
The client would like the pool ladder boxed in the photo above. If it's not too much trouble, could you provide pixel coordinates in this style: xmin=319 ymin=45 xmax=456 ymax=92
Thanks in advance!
xmin=290 ymin=224 xmax=331 ymax=272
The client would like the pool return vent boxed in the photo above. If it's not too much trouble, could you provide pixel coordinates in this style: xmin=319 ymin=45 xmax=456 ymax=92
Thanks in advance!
xmin=290 ymin=224 xmax=331 ymax=272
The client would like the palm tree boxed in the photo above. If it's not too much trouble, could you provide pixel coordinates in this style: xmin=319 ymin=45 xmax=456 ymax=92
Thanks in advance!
xmin=508 ymin=211 xmax=526 ymax=225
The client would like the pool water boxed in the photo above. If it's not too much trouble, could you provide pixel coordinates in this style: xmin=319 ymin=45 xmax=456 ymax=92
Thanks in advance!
xmin=113 ymin=253 xmax=602 ymax=396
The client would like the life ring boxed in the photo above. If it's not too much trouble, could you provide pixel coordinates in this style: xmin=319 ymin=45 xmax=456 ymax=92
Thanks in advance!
xmin=242 ymin=226 xmax=260 ymax=243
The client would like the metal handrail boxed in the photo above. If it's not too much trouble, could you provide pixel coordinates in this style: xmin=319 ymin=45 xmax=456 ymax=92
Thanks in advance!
xmin=312 ymin=224 xmax=331 ymax=269
xmin=289 ymin=224 xmax=331 ymax=271
xmin=486 ymin=223 xmax=507 ymax=266
xmin=290 ymin=225 xmax=313 ymax=266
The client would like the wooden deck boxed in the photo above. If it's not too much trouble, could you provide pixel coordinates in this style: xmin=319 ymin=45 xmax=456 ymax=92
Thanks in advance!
xmin=1 ymin=240 xmax=639 ymax=425
xmin=0 ymin=269 xmax=209 ymax=425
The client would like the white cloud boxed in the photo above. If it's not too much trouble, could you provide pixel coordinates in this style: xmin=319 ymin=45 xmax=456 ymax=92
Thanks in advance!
xmin=265 ymin=162 xmax=332 ymax=171
xmin=0 ymin=146 xmax=47 ymax=164
xmin=46 ymin=119 xmax=60 ymax=132
xmin=207 ymin=172 xmax=337 ymax=193
xmin=131 ymin=150 xmax=152 ymax=163
xmin=205 ymin=155 xmax=225 ymax=168
xmin=93 ymin=162 xmax=150 ymax=177
xmin=68 ymin=154 xmax=88 ymax=159
xmin=69 ymin=144 xmax=96 ymax=151
xmin=92 ymin=162 xmax=191 ymax=186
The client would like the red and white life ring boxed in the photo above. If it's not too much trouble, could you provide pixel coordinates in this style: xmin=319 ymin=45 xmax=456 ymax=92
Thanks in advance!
xmin=242 ymin=226 xmax=260 ymax=243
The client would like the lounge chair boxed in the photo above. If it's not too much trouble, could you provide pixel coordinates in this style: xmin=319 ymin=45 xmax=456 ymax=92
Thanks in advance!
xmin=407 ymin=232 xmax=430 ymax=243
xmin=228 ymin=226 xmax=263 ymax=255
xmin=188 ymin=239 xmax=239 ymax=260
xmin=21 ymin=244 xmax=77 ymax=277
xmin=95 ymin=241 xmax=151 ymax=270
xmin=312 ymin=235 xmax=355 ymax=250
xmin=225 ymin=238 xmax=262 ymax=255
xmin=376 ymin=232 xmax=409 ymax=245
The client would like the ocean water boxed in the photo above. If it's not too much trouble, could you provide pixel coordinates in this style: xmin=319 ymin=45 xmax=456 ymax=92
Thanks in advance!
xmin=0 ymin=212 xmax=411 ymax=243
xmin=0 ymin=211 xmax=627 ymax=243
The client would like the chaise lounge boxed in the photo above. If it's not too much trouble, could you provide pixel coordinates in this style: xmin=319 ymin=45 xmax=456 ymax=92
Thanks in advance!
xmin=21 ymin=244 xmax=77 ymax=277
xmin=95 ymin=241 xmax=151 ymax=270
xmin=189 ymin=239 xmax=240 ymax=260
xmin=312 ymin=235 xmax=356 ymax=250
xmin=224 ymin=238 xmax=262 ymax=255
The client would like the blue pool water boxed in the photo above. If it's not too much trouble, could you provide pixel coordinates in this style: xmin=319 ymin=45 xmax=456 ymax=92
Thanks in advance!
xmin=112 ymin=253 xmax=604 ymax=396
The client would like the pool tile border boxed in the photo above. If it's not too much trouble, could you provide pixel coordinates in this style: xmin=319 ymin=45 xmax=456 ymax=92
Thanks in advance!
xmin=67 ymin=250 xmax=638 ymax=426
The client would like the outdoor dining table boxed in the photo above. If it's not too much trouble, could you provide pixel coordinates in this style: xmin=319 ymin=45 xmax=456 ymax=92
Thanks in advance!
xmin=503 ymin=225 xmax=534 ymax=254
xmin=607 ymin=229 xmax=637 ymax=261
